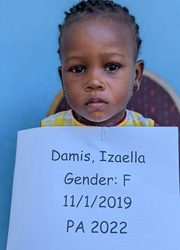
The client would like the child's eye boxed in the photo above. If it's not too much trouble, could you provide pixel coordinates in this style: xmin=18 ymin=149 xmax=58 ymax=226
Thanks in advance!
xmin=70 ymin=65 xmax=85 ymax=74
xmin=105 ymin=63 xmax=120 ymax=72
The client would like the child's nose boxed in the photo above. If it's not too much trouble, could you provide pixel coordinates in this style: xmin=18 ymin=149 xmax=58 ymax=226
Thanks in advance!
xmin=84 ymin=74 xmax=106 ymax=91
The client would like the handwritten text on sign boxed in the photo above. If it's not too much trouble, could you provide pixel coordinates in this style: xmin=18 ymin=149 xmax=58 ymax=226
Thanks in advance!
xmin=7 ymin=127 xmax=180 ymax=250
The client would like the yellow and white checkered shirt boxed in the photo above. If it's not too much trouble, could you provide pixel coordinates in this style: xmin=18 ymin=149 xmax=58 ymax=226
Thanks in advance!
xmin=41 ymin=110 xmax=155 ymax=127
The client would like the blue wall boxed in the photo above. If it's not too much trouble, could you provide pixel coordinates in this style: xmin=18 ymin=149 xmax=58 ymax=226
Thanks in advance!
xmin=0 ymin=0 xmax=179 ymax=249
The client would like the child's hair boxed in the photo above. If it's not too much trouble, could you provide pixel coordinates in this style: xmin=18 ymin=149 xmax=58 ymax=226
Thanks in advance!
xmin=58 ymin=0 xmax=142 ymax=60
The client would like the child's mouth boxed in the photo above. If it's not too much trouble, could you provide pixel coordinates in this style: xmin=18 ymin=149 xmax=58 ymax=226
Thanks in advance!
xmin=85 ymin=97 xmax=107 ymax=109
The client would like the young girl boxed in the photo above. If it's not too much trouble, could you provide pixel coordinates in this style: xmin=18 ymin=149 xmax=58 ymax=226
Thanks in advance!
xmin=41 ymin=0 xmax=155 ymax=127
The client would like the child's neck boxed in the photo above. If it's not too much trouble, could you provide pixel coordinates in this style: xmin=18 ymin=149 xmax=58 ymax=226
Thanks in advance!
xmin=72 ymin=110 xmax=126 ymax=127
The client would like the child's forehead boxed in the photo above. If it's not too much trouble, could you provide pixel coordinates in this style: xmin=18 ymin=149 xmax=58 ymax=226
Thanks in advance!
xmin=62 ymin=16 xmax=133 ymax=43
xmin=60 ymin=17 xmax=135 ymax=52
xmin=60 ymin=18 xmax=135 ymax=62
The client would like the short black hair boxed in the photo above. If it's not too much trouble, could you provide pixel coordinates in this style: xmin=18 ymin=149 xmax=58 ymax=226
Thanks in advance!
xmin=58 ymin=0 xmax=142 ymax=60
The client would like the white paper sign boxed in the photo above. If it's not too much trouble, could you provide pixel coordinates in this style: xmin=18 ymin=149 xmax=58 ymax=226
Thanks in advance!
xmin=7 ymin=127 xmax=180 ymax=250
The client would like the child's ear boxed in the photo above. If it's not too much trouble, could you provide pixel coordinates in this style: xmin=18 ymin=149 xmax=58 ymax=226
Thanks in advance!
xmin=134 ymin=60 xmax=144 ymax=91
xmin=58 ymin=66 xmax=62 ymax=80
xmin=135 ymin=60 xmax=144 ymax=82
xmin=58 ymin=66 xmax=66 ymax=96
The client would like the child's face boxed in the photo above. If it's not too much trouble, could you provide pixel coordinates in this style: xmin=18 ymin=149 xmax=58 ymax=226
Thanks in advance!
xmin=60 ymin=18 xmax=144 ymax=126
